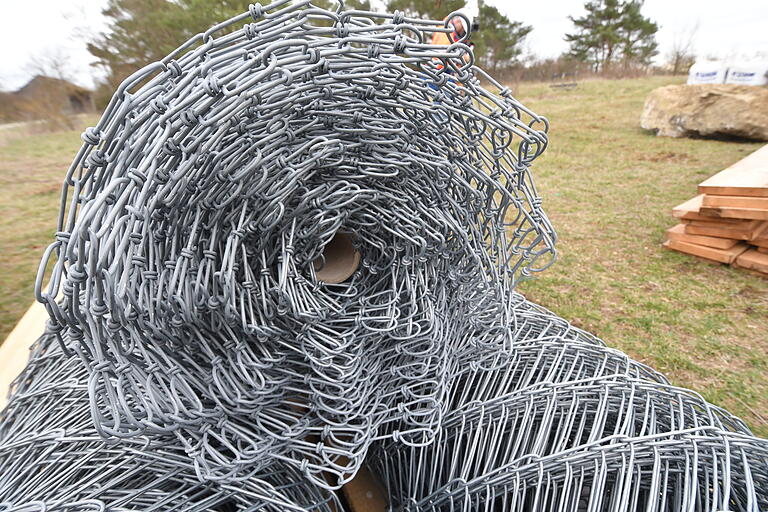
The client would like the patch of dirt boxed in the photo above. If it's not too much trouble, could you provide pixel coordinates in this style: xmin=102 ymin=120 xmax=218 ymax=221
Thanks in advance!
xmin=736 ymin=285 xmax=768 ymax=300
xmin=30 ymin=183 xmax=60 ymax=196
xmin=641 ymin=151 xmax=690 ymax=163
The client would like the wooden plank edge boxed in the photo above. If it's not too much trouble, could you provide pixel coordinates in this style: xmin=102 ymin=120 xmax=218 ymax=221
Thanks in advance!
xmin=697 ymin=186 xmax=768 ymax=198
xmin=684 ymin=224 xmax=752 ymax=241
xmin=663 ymin=239 xmax=749 ymax=264
xmin=0 ymin=300 xmax=48 ymax=408
xmin=699 ymin=206 xmax=768 ymax=221
xmin=666 ymin=224 xmax=739 ymax=249
xmin=702 ymin=194 xmax=768 ymax=209
xmin=698 ymin=144 xmax=768 ymax=198
xmin=734 ymin=249 xmax=768 ymax=275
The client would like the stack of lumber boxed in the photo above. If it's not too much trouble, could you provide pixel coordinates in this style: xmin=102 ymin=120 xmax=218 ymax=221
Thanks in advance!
xmin=664 ymin=144 xmax=768 ymax=277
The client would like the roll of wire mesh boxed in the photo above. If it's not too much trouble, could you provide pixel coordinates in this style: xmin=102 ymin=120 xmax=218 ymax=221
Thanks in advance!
xmin=0 ymin=0 xmax=762 ymax=510
xmin=32 ymin=0 xmax=554 ymax=489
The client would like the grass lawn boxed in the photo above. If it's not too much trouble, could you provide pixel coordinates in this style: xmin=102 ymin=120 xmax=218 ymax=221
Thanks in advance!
xmin=515 ymin=75 xmax=768 ymax=435
xmin=0 ymin=119 xmax=98 ymax=342
xmin=0 ymin=76 xmax=766 ymax=435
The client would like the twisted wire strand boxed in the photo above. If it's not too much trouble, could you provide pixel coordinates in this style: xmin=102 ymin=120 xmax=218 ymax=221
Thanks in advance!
xmin=4 ymin=295 xmax=766 ymax=510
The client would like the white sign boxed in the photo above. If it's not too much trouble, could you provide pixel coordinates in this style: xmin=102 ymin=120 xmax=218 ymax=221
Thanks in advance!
xmin=725 ymin=63 xmax=768 ymax=86
xmin=687 ymin=61 xmax=728 ymax=84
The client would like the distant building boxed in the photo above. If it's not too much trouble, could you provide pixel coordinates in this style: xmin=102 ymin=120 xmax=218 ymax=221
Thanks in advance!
xmin=0 ymin=75 xmax=94 ymax=122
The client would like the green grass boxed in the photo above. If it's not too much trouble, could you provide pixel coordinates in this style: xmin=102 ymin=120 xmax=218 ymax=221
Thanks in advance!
xmin=0 ymin=120 xmax=98 ymax=343
xmin=515 ymin=76 xmax=768 ymax=435
xmin=0 ymin=77 xmax=766 ymax=436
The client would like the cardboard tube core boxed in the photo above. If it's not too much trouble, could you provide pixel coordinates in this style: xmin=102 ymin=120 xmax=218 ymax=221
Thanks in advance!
xmin=313 ymin=232 xmax=360 ymax=284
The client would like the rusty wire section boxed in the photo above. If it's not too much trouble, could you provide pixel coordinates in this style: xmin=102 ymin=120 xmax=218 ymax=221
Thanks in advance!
xmin=32 ymin=0 xmax=553 ymax=489
xmin=0 ymin=0 xmax=762 ymax=510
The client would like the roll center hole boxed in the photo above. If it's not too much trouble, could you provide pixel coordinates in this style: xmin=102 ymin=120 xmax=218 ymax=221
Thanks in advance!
xmin=313 ymin=232 xmax=361 ymax=284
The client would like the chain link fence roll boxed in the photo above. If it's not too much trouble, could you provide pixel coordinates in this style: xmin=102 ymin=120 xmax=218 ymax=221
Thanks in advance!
xmin=32 ymin=0 xmax=554 ymax=489
xmin=0 ymin=1 xmax=762 ymax=511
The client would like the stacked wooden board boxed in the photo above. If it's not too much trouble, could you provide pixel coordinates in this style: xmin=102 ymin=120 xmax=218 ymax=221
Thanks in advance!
xmin=664 ymin=144 xmax=768 ymax=277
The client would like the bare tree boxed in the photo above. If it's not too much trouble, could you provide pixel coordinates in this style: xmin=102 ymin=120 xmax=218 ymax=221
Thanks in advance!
xmin=18 ymin=49 xmax=82 ymax=130
xmin=666 ymin=23 xmax=698 ymax=75
xmin=26 ymin=49 xmax=75 ymax=83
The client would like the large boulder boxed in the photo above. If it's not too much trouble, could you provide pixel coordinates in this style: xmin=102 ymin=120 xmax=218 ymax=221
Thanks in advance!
xmin=640 ymin=84 xmax=768 ymax=141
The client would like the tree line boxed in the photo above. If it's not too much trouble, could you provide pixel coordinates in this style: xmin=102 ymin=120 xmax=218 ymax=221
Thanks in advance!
xmin=88 ymin=0 xmax=660 ymax=104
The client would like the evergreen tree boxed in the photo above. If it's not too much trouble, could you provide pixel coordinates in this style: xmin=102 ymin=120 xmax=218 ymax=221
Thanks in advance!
xmin=346 ymin=0 xmax=373 ymax=10
xmin=385 ymin=0 xmax=464 ymax=20
xmin=565 ymin=0 xmax=658 ymax=71
xmin=88 ymin=0 xmax=261 ymax=94
xmin=88 ymin=0 xmax=380 ymax=104
xmin=89 ymin=0 xmax=527 ymax=106
xmin=385 ymin=0 xmax=530 ymax=72
xmin=617 ymin=1 xmax=658 ymax=65
xmin=88 ymin=0 xmax=373 ymax=104
xmin=473 ymin=2 xmax=531 ymax=72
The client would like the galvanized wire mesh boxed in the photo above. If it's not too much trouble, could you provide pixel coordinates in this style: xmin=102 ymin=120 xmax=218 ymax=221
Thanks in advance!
xmin=32 ymin=0 xmax=554 ymax=489
xmin=3 ymin=297 xmax=767 ymax=510
xmin=370 ymin=298 xmax=768 ymax=510
xmin=0 ymin=1 xmax=764 ymax=510
xmin=0 ymin=333 xmax=340 ymax=511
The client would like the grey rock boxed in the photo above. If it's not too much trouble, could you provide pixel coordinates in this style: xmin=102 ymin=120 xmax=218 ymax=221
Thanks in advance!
xmin=640 ymin=84 xmax=768 ymax=141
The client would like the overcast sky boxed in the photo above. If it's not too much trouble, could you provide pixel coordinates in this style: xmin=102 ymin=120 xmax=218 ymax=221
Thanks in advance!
xmin=0 ymin=0 xmax=766 ymax=90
